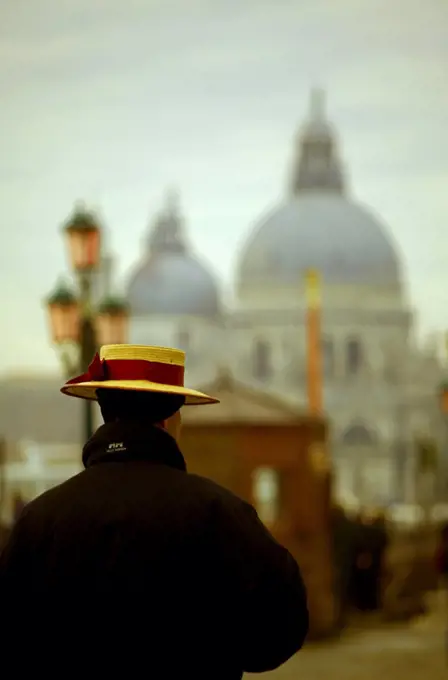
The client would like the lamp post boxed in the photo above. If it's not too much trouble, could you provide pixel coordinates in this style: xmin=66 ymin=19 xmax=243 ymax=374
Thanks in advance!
xmin=304 ymin=269 xmax=323 ymax=415
xmin=414 ymin=434 xmax=438 ymax=524
xmin=45 ymin=205 xmax=129 ymax=442
xmin=0 ymin=438 xmax=5 ymax=525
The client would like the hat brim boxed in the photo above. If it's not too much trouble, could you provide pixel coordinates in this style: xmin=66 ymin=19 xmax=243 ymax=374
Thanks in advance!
xmin=60 ymin=380 xmax=219 ymax=405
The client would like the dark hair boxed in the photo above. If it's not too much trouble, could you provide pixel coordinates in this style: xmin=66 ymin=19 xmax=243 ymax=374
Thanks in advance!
xmin=96 ymin=388 xmax=185 ymax=424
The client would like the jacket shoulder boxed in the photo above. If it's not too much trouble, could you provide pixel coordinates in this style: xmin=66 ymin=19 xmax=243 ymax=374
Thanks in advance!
xmin=13 ymin=470 xmax=87 ymax=522
xmin=185 ymin=473 xmax=253 ymax=512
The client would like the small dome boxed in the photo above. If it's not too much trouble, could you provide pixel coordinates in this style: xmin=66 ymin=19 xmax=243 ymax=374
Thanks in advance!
xmin=127 ymin=192 xmax=221 ymax=318
xmin=128 ymin=252 xmax=220 ymax=317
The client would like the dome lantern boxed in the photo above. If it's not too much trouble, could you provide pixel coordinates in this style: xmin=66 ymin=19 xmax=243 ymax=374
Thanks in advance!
xmin=290 ymin=88 xmax=346 ymax=196
xmin=148 ymin=187 xmax=187 ymax=256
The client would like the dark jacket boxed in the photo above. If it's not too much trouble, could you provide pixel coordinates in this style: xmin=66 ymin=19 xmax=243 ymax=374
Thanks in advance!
xmin=0 ymin=422 xmax=308 ymax=678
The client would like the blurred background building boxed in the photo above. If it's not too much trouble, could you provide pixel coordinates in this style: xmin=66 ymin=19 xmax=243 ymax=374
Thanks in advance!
xmin=0 ymin=90 xmax=445 ymax=522
xmin=125 ymin=90 xmax=446 ymax=509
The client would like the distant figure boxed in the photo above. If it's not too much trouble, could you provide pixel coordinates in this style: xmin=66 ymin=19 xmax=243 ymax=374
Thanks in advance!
xmin=353 ymin=510 xmax=388 ymax=611
xmin=0 ymin=344 xmax=308 ymax=678
xmin=435 ymin=522 xmax=448 ymax=659
xmin=330 ymin=504 xmax=360 ymax=630
xmin=436 ymin=522 xmax=448 ymax=587
xmin=369 ymin=512 xmax=389 ymax=608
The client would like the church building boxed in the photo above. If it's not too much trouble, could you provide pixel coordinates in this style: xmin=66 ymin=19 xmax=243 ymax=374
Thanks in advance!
xmin=125 ymin=90 xmax=445 ymax=507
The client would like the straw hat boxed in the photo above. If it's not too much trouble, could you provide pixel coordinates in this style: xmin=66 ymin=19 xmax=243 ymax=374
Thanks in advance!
xmin=61 ymin=344 xmax=219 ymax=405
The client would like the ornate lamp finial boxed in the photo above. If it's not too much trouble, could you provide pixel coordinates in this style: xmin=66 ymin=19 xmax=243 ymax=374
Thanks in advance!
xmin=148 ymin=187 xmax=186 ymax=255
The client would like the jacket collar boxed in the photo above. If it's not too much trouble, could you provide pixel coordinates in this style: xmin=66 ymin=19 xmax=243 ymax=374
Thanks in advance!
xmin=82 ymin=421 xmax=187 ymax=472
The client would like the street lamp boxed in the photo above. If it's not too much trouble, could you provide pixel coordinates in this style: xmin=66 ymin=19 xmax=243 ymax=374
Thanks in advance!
xmin=47 ymin=280 xmax=80 ymax=346
xmin=96 ymin=296 xmax=129 ymax=346
xmin=45 ymin=205 xmax=129 ymax=442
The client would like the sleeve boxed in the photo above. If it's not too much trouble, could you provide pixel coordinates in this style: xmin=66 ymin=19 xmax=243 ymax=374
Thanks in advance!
xmin=212 ymin=494 xmax=309 ymax=673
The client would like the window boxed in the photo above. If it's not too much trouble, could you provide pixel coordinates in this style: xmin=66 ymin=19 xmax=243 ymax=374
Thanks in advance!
xmin=346 ymin=338 xmax=362 ymax=376
xmin=252 ymin=467 xmax=280 ymax=526
xmin=341 ymin=425 xmax=377 ymax=502
xmin=322 ymin=336 xmax=334 ymax=379
xmin=384 ymin=353 xmax=400 ymax=384
xmin=253 ymin=339 xmax=272 ymax=380
xmin=362 ymin=459 xmax=394 ymax=505
xmin=342 ymin=424 xmax=376 ymax=447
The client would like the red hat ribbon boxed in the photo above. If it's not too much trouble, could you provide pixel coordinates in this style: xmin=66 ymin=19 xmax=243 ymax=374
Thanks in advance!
xmin=66 ymin=352 xmax=184 ymax=387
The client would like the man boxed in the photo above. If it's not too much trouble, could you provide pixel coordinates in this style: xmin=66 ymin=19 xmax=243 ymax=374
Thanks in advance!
xmin=436 ymin=523 xmax=448 ymax=577
xmin=330 ymin=503 xmax=359 ymax=630
xmin=0 ymin=344 xmax=308 ymax=678
xmin=436 ymin=522 xmax=448 ymax=603
xmin=435 ymin=522 xmax=448 ymax=660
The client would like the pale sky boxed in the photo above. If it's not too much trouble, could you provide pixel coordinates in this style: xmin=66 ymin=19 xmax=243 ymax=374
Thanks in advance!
xmin=1 ymin=0 xmax=447 ymax=375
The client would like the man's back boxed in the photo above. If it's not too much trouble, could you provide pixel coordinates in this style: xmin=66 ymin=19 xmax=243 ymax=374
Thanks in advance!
xmin=0 ymin=424 xmax=308 ymax=678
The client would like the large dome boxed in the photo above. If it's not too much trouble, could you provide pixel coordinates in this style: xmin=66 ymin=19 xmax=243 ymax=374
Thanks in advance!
xmin=127 ymin=194 xmax=220 ymax=318
xmin=237 ymin=89 xmax=402 ymax=293
xmin=238 ymin=194 xmax=401 ymax=288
